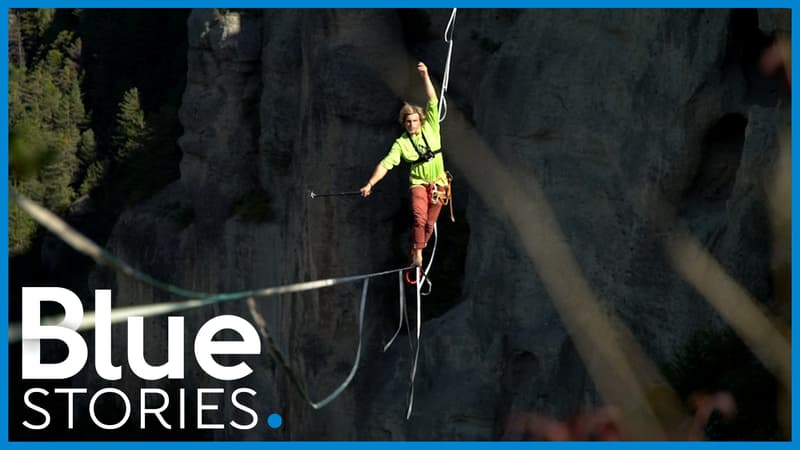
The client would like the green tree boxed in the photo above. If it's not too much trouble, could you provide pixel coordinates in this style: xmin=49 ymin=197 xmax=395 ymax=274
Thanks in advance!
xmin=18 ymin=8 xmax=56 ymax=60
xmin=9 ymin=8 xmax=188 ymax=259
xmin=8 ymin=65 xmax=26 ymax=125
xmin=9 ymin=14 xmax=87 ymax=254
xmin=77 ymin=128 xmax=96 ymax=168
xmin=79 ymin=159 xmax=106 ymax=196
xmin=9 ymin=12 xmax=25 ymax=66
xmin=112 ymin=87 xmax=148 ymax=163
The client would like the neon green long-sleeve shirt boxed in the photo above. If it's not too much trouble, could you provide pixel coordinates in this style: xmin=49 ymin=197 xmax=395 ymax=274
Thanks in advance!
xmin=379 ymin=99 xmax=447 ymax=187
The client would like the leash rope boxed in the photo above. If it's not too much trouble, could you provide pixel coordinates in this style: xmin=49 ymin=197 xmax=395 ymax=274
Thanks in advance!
xmin=406 ymin=266 xmax=423 ymax=419
xmin=437 ymin=8 xmax=457 ymax=123
xmin=420 ymin=223 xmax=438 ymax=295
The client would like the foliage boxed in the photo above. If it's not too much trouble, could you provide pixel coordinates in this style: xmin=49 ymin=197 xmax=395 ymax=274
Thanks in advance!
xmin=77 ymin=129 xmax=96 ymax=169
xmin=18 ymin=8 xmax=56 ymax=61
xmin=8 ymin=8 xmax=188 ymax=256
xmin=9 ymin=179 xmax=44 ymax=255
xmin=112 ymin=87 xmax=148 ymax=163
xmin=8 ymin=12 xmax=86 ymax=255
xmin=79 ymin=160 xmax=106 ymax=196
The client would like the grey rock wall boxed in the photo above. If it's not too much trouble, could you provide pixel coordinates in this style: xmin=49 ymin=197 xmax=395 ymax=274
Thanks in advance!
xmin=90 ymin=8 xmax=789 ymax=440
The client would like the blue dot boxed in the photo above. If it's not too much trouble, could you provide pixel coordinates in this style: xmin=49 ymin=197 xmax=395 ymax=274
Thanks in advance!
xmin=267 ymin=413 xmax=283 ymax=429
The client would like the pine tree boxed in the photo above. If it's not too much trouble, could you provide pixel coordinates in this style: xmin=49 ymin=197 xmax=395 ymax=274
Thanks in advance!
xmin=79 ymin=159 xmax=106 ymax=196
xmin=40 ymin=132 xmax=77 ymax=213
xmin=9 ymin=12 xmax=88 ymax=254
xmin=113 ymin=87 xmax=148 ymax=163
xmin=9 ymin=178 xmax=44 ymax=254
xmin=77 ymin=129 xmax=96 ymax=168
xmin=19 ymin=8 xmax=56 ymax=64
xmin=8 ymin=65 xmax=26 ymax=126
xmin=9 ymin=11 xmax=26 ymax=66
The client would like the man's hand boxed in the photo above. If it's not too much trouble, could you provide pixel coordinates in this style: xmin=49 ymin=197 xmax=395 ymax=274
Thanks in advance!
xmin=417 ymin=62 xmax=429 ymax=79
xmin=417 ymin=61 xmax=436 ymax=101
xmin=360 ymin=183 xmax=373 ymax=197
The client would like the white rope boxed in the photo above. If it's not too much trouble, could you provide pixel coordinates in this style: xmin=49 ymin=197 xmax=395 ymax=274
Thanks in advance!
xmin=307 ymin=278 xmax=369 ymax=409
xmin=383 ymin=271 xmax=407 ymax=351
xmin=437 ymin=8 xmax=457 ymax=123
xmin=389 ymin=226 xmax=436 ymax=418
xmin=420 ymin=223 xmax=437 ymax=296
xmin=406 ymin=266 xmax=423 ymax=419
xmin=245 ymin=278 xmax=370 ymax=410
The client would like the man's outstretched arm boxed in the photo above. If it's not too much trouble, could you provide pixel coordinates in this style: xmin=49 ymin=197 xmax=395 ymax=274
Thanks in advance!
xmin=417 ymin=62 xmax=437 ymax=101
xmin=360 ymin=164 xmax=388 ymax=197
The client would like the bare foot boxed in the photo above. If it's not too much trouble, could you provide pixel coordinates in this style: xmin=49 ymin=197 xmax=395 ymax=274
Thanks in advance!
xmin=413 ymin=249 xmax=423 ymax=267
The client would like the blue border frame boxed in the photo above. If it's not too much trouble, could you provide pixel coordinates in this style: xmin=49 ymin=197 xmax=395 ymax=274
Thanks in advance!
xmin=0 ymin=1 xmax=796 ymax=7
xmin=2 ymin=3 xmax=8 ymax=444
xmin=1 ymin=4 xmax=795 ymax=447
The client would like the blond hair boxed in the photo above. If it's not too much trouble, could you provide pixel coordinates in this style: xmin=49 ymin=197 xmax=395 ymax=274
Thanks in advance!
xmin=398 ymin=102 xmax=425 ymax=125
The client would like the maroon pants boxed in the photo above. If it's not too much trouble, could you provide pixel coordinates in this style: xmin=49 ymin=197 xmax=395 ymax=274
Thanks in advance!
xmin=410 ymin=185 xmax=443 ymax=250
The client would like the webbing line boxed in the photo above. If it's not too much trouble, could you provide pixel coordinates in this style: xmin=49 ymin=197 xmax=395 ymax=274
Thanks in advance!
xmin=10 ymin=190 xmax=411 ymax=307
xmin=7 ymin=263 xmax=410 ymax=343
xmin=9 ymin=190 xmax=413 ymax=411
xmin=11 ymin=190 xmax=208 ymax=299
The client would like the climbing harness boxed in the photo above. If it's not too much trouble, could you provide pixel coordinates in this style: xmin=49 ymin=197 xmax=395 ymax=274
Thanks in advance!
xmin=407 ymin=130 xmax=442 ymax=167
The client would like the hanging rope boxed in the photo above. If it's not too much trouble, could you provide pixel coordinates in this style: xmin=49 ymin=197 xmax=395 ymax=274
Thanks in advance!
xmin=386 ymin=226 xmax=437 ymax=418
xmin=383 ymin=272 xmax=408 ymax=351
xmin=420 ymin=224 xmax=437 ymax=295
xmin=247 ymin=280 xmax=370 ymax=410
xmin=405 ymin=266 xmax=423 ymax=419
xmin=437 ymin=8 xmax=457 ymax=123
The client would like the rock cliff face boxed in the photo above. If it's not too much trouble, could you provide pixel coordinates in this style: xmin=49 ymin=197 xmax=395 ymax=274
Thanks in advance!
xmin=92 ymin=9 xmax=789 ymax=439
